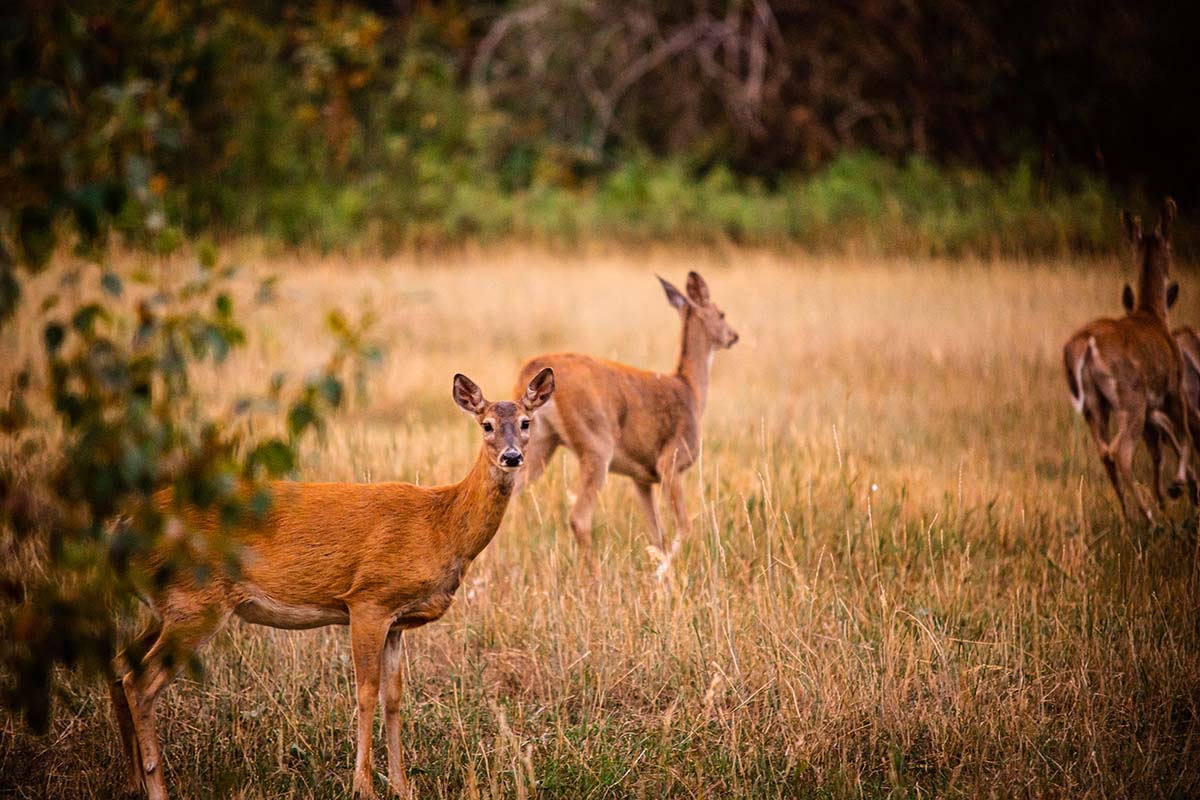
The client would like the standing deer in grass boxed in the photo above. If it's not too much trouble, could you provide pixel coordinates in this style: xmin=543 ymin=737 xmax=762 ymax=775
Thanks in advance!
xmin=110 ymin=368 xmax=555 ymax=800
xmin=1064 ymin=198 xmax=1196 ymax=521
xmin=513 ymin=271 xmax=738 ymax=571
xmin=1121 ymin=281 xmax=1200 ymax=498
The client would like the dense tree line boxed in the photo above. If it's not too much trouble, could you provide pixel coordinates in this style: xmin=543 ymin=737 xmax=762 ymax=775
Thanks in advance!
xmin=431 ymin=0 xmax=1196 ymax=196
xmin=4 ymin=1 xmax=1198 ymax=260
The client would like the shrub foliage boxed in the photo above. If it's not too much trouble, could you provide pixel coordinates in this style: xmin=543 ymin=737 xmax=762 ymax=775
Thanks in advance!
xmin=0 ymin=0 xmax=377 ymax=732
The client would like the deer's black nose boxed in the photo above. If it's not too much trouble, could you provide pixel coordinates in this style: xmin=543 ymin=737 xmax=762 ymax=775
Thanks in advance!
xmin=500 ymin=449 xmax=523 ymax=467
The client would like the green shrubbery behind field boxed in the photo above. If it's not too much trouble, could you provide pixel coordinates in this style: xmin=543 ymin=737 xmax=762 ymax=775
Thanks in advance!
xmin=142 ymin=7 xmax=1154 ymax=258
xmin=8 ymin=3 xmax=1186 ymax=260
xmin=225 ymin=148 xmax=1126 ymax=256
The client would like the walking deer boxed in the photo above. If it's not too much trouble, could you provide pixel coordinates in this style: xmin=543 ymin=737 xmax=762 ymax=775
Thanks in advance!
xmin=1121 ymin=282 xmax=1200 ymax=495
xmin=110 ymin=368 xmax=555 ymax=800
xmin=513 ymin=271 xmax=738 ymax=571
xmin=1063 ymin=198 xmax=1196 ymax=521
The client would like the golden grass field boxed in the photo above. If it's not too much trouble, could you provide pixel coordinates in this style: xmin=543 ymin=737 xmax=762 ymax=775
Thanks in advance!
xmin=2 ymin=247 xmax=1200 ymax=798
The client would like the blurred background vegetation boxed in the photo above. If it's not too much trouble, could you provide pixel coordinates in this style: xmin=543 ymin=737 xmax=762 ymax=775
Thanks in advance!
xmin=5 ymin=0 xmax=1198 ymax=260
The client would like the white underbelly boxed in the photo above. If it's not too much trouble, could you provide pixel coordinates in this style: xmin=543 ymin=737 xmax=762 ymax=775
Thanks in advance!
xmin=234 ymin=594 xmax=349 ymax=629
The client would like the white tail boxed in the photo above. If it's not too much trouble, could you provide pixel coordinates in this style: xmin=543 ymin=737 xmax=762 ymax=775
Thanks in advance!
xmin=1068 ymin=338 xmax=1091 ymax=414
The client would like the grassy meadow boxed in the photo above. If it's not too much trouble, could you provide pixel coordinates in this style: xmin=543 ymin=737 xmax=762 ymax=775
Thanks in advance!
xmin=2 ymin=247 xmax=1199 ymax=798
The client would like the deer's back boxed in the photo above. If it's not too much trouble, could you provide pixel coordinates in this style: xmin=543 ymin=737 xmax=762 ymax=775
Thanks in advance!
xmin=517 ymin=353 xmax=694 ymax=479
xmin=1071 ymin=314 xmax=1180 ymax=401
xmin=148 ymin=481 xmax=462 ymax=626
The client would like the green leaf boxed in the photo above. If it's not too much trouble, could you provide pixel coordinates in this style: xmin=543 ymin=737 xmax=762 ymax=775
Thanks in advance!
xmin=287 ymin=401 xmax=317 ymax=438
xmin=0 ymin=266 xmax=19 ymax=323
xmin=100 ymin=272 xmax=123 ymax=297
xmin=249 ymin=440 xmax=296 ymax=477
xmin=198 ymin=240 xmax=218 ymax=270
xmin=43 ymin=323 xmax=65 ymax=354
xmin=320 ymin=375 xmax=344 ymax=408
xmin=326 ymin=310 xmax=349 ymax=337
xmin=71 ymin=184 xmax=108 ymax=244
xmin=18 ymin=207 xmax=55 ymax=268
xmin=255 ymin=276 xmax=278 ymax=304
xmin=154 ymin=226 xmax=183 ymax=256
xmin=215 ymin=293 xmax=232 ymax=318
xmin=71 ymin=304 xmax=108 ymax=335
xmin=248 ymin=488 xmax=273 ymax=520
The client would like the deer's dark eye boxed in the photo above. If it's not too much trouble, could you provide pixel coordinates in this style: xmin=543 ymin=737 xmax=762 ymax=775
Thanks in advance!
xmin=482 ymin=422 xmax=494 ymax=433
xmin=520 ymin=419 xmax=530 ymax=430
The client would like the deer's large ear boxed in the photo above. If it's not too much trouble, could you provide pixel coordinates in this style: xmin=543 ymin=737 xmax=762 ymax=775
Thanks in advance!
xmin=658 ymin=275 xmax=690 ymax=311
xmin=1122 ymin=210 xmax=1143 ymax=245
xmin=686 ymin=271 xmax=711 ymax=305
xmin=1158 ymin=197 xmax=1177 ymax=242
xmin=453 ymin=373 xmax=487 ymax=415
xmin=1167 ymin=281 xmax=1180 ymax=310
xmin=1122 ymin=283 xmax=1135 ymax=313
xmin=522 ymin=367 xmax=555 ymax=412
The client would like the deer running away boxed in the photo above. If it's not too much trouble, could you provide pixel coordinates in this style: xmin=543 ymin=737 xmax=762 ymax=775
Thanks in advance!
xmin=1063 ymin=198 xmax=1197 ymax=522
xmin=110 ymin=368 xmax=555 ymax=800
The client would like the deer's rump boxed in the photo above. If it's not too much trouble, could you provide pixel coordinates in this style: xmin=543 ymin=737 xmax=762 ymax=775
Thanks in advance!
xmin=1064 ymin=317 xmax=1179 ymax=415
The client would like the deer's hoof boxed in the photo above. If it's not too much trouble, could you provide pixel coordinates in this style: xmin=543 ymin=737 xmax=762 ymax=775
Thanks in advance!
xmin=352 ymin=778 xmax=378 ymax=800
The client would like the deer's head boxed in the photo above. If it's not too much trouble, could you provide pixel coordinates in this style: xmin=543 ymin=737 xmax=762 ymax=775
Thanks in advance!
xmin=453 ymin=368 xmax=555 ymax=471
xmin=1122 ymin=282 xmax=1178 ymax=314
xmin=1122 ymin=197 xmax=1177 ymax=314
xmin=658 ymin=271 xmax=739 ymax=349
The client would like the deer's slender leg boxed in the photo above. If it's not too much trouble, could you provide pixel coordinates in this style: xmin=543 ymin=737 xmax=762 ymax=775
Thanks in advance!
xmin=1149 ymin=407 xmax=1198 ymax=504
xmin=1187 ymin=401 xmax=1200 ymax=505
xmin=656 ymin=447 xmax=693 ymax=542
xmin=569 ymin=450 xmax=610 ymax=568
xmin=1083 ymin=399 xmax=1110 ymax=457
xmin=633 ymin=481 xmax=665 ymax=549
xmin=111 ymin=622 xmax=161 ymax=796
xmin=1143 ymin=425 xmax=1166 ymax=509
xmin=1168 ymin=393 xmax=1198 ymax=505
xmin=1149 ymin=409 xmax=1186 ymax=496
xmin=123 ymin=607 xmax=230 ymax=800
xmin=1110 ymin=409 xmax=1153 ymax=523
xmin=651 ymin=446 xmax=693 ymax=578
xmin=1099 ymin=451 xmax=1124 ymax=516
xmin=349 ymin=607 xmax=391 ymax=800
xmin=663 ymin=471 xmax=691 ymax=542
xmin=379 ymin=627 xmax=411 ymax=799
xmin=110 ymin=678 xmax=142 ymax=797
xmin=1081 ymin=403 xmax=1125 ymax=514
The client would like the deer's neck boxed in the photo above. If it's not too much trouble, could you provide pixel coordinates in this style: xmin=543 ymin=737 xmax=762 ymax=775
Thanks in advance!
xmin=675 ymin=308 xmax=712 ymax=415
xmin=1136 ymin=250 xmax=1169 ymax=321
xmin=441 ymin=448 xmax=516 ymax=560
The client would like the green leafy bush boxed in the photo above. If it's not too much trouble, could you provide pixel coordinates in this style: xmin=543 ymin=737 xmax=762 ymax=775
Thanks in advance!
xmin=0 ymin=0 xmax=379 ymax=733
xmin=16 ymin=5 xmax=1132 ymax=258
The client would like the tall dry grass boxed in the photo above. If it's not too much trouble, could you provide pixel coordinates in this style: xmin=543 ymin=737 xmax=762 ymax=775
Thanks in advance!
xmin=2 ymin=247 xmax=1199 ymax=798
